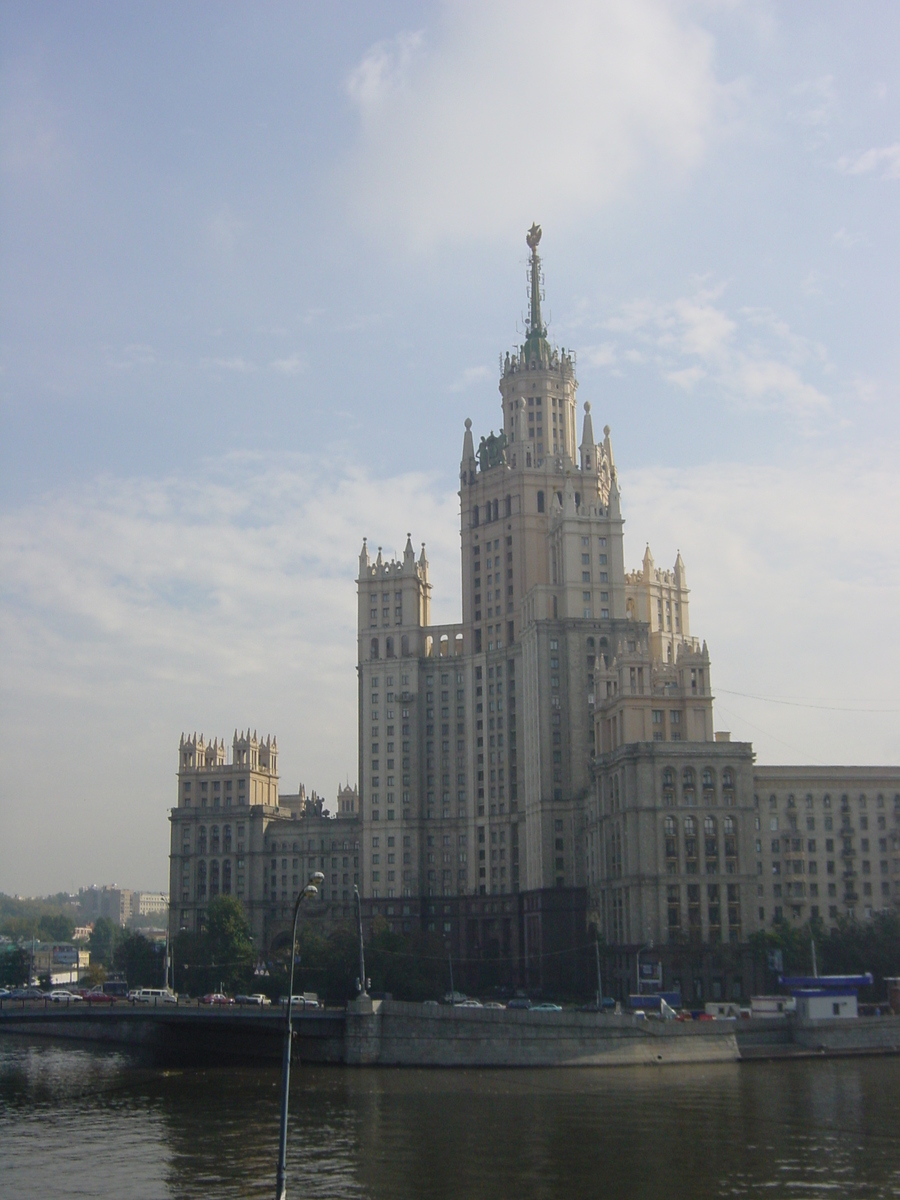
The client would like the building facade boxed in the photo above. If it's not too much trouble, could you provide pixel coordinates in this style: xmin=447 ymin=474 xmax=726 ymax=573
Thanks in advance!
xmin=168 ymin=227 xmax=899 ymax=999
xmin=168 ymin=730 xmax=361 ymax=947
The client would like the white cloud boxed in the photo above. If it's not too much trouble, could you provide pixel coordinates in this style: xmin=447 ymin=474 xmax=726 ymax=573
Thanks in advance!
xmin=598 ymin=285 xmax=831 ymax=419
xmin=789 ymin=75 xmax=837 ymax=146
xmin=200 ymin=356 xmax=255 ymax=372
xmin=624 ymin=449 xmax=900 ymax=765
xmin=447 ymin=364 xmax=493 ymax=392
xmin=836 ymin=142 xmax=900 ymax=179
xmin=583 ymin=343 xmax=617 ymax=368
xmin=832 ymin=227 xmax=869 ymax=249
xmin=204 ymin=206 xmax=246 ymax=257
xmin=270 ymin=354 xmax=307 ymax=375
xmin=0 ymin=454 xmax=460 ymax=892
xmin=341 ymin=0 xmax=721 ymax=246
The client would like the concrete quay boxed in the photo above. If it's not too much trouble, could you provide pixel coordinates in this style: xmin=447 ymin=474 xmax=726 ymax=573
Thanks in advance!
xmin=2 ymin=999 xmax=898 ymax=1068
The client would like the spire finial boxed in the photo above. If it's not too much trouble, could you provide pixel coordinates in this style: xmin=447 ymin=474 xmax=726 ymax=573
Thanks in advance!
xmin=526 ymin=223 xmax=544 ymax=340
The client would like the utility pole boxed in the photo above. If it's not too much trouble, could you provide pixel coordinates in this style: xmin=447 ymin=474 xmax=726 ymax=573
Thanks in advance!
xmin=595 ymin=939 xmax=603 ymax=1009
xmin=353 ymin=886 xmax=367 ymax=997
xmin=448 ymin=952 xmax=455 ymax=998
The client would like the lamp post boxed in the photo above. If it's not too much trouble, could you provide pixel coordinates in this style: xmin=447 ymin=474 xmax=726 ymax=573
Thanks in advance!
xmin=276 ymin=871 xmax=324 ymax=1200
xmin=636 ymin=940 xmax=654 ymax=997
xmin=353 ymin=886 xmax=367 ymax=997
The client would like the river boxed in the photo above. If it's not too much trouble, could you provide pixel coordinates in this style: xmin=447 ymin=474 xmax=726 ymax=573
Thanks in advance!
xmin=2 ymin=1036 xmax=900 ymax=1198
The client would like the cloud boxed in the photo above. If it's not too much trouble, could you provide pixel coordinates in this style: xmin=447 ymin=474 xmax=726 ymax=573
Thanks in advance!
xmin=447 ymin=364 xmax=493 ymax=392
xmin=200 ymin=356 xmax=255 ymax=372
xmin=624 ymin=448 xmax=900 ymax=765
xmin=0 ymin=63 xmax=71 ymax=181
xmin=270 ymin=354 xmax=307 ymax=375
xmin=341 ymin=0 xmax=721 ymax=246
xmin=0 ymin=454 xmax=460 ymax=891
xmin=836 ymin=143 xmax=900 ymax=179
xmin=204 ymin=207 xmax=246 ymax=257
xmin=789 ymin=75 xmax=837 ymax=146
xmin=583 ymin=343 xmax=617 ymax=368
xmin=832 ymin=228 xmax=869 ymax=249
xmin=597 ymin=285 xmax=831 ymax=419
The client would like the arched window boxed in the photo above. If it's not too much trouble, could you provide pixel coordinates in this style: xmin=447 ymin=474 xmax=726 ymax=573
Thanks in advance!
xmin=224 ymin=825 xmax=232 ymax=852
xmin=702 ymin=768 xmax=714 ymax=789
xmin=587 ymin=637 xmax=595 ymax=650
xmin=723 ymin=768 xmax=734 ymax=788
xmin=401 ymin=634 xmax=409 ymax=657
xmin=209 ymin=860 xmax=220 ymax=897
xmin=663 ymin=768 xmax=674 ymax=788
xmin=723 ymin=815 xmax=735 ymax=835
xmin=371 ymin=638 xmax=379 ymax=660
xmin=386 ymin=636 xmax=394 ymax=658
xmin=704 ymin=815 xmax=716 ymax=837
xmin=537 ymin=490 xmax=545 ymax=514
xmin=493 ymin=499 xmax=499 ymax=522
xmin=197 ymin=861 xmax=207 ymax=899
xmin=684 ymin=816 xmax=695 ymax=836
xmin=211 ymin=825 xmax=220 ymax=852
xmin=505 ymin=495 xmax=512 ymax=517
xmin=664 ymin=815 xmax=676 ymax=836
xmin=683 ymin=768 xmax=694 ymax=788
xmin=222 ymin=859 xmax=232 ymax=894
xmin=198 ymin=826 xmax=207 ymax=854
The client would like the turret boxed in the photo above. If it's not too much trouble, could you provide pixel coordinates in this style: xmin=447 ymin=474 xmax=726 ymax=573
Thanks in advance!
xmin=461 ymin=418 xmax=476 ymax=485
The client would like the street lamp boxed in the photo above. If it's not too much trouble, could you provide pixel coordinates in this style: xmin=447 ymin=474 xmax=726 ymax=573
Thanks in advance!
xmin=636 ymin=940 xmax=654 ymax=997
xmin=276 ymin=871 xmax=324 ymax=1200
xmin=353 ymin=886 xmax=368 ymax=998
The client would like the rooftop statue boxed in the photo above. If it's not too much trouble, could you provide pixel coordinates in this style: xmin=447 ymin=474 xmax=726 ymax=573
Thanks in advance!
xmin=477 ymin=429 xmax=508 ymax=472
xmin=526 ymin=222 xmax=542 ymax=251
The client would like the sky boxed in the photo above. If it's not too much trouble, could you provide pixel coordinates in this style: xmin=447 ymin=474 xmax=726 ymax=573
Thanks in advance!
xmin=1 ymin=1 xmax=899 ymax=895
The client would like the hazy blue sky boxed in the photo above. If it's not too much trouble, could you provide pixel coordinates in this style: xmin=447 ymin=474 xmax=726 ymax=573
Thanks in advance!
xmin=2 ymin=2 xmax=899 ymax=894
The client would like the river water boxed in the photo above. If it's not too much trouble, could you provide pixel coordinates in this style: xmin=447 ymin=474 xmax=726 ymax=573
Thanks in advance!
xmin=2 ymin=1036 xmax=900 ymax=1199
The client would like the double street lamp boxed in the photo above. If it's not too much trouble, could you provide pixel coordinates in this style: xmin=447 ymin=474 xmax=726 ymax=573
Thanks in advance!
xmin=276 ymin=870 xmax=325 ymax=1200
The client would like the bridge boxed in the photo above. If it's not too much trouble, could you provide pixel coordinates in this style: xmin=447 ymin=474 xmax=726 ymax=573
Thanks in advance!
xmin=0 ymin=999 xmax=346 ymax=1065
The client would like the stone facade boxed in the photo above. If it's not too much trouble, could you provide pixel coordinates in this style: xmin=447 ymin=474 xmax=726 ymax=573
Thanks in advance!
xmin=168 ymin=227 xmax=899 ymax=991
xmin=168 ymin=730 xmax=361 ymax=946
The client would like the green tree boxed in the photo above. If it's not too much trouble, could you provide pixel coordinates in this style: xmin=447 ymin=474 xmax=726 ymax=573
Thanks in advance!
xmin=0 ymin=946 xmax=30 ymax=987
xmin=38 ymin=913 xmax=75 ymax=943
xmin=89 ymin=917 xmax=119 ymax=968
xmin=113 ymin=931 xmax=163 ymax=989
xmin=172 ymin=897 xmax=254 ymax=996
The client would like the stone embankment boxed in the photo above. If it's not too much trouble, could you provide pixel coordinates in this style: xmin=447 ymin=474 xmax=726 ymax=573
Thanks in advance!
xmin=2 ymin=998 xmax=899 ymax=1067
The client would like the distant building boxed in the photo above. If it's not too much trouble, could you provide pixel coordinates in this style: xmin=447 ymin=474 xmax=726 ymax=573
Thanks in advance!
xmin=134 ymin=892 xmax=168 ymax=918
xmin=32 ymin=942 xmax=90 ymax=986
xmin=78 ymin=886 xmax=133 ymax=927
xmin=168 ymin=730 xmax=361 ymax=947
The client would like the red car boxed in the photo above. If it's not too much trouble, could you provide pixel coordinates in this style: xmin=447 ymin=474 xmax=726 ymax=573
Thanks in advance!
xmin=84 ymin=987 xmax=116 ymax=1004
xmin=200 ymin=993 xmax=234 ymax=1005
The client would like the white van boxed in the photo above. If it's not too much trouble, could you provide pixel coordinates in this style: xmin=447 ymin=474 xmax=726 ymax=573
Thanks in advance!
xmin=133 ymin=988 xmax=178 ymax=1005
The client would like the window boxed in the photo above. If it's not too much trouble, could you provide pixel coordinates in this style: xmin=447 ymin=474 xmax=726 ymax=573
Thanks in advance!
xmin=537 ymin=490 xmax=545 ymax=513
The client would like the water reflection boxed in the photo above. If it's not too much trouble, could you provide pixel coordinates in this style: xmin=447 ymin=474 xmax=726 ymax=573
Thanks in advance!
xmin=2 ymin=1037 xmax=900 ymax=1199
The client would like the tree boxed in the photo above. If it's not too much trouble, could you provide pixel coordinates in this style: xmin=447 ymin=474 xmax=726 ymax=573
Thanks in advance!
xmin=172 ymin=897 xmax=254 ymax=996
xmin=89 ymin=917 xmax=119 ymax=968
xmin=113 ymin=931 xmax=162 ymax=989
xmin=0 ymin=946 xmax=30 ymax=987
xmin=38 ymin=913 xmax=75 ymax=943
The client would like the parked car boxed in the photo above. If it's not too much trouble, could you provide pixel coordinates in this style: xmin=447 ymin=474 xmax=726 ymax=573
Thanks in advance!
xmin=49 ymin=989 xmax=83 ymax=1003
xmin=279 ymin=994 xmax=319 ymax=1009
xmin=85 ymin=987 xmax=116 ymax=1004
xmin=483 ymin=1002 xmax=505 ymax=1009
xmin=132 ymin=988 xmax=178 ymax=1004
xmin=234 ymin=993 xmax=271 ymax=1006
xmin=454 ymin=999 xmax=483 ymax=1008
xmin=8 ymin=987 xmax=45 ymax=1000
xmin=506 ymin=997 xmax=532 ymax=1010
xmin=200 ymin=993 xmax=233 ymax=1005
xmin=0 ymin=988 xmax=10 ymax=998
xmin=531 ymin=1002 xmax=562 ymax=1012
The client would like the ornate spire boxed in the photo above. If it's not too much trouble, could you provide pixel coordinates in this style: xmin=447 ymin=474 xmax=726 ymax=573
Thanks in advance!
xmin=524 ymin=223 xmax=550 ymax=364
